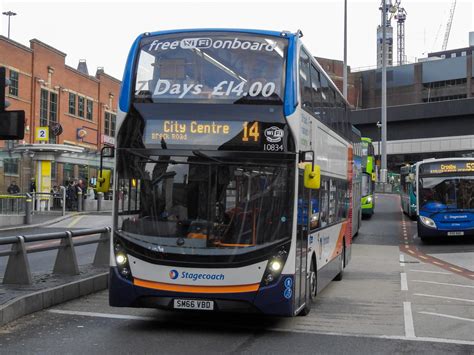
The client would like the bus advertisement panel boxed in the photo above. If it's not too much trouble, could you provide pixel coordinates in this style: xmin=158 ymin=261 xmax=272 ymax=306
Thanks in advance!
xmin=109 ymin=29 xmax=357 ymax=317
xmin=416 ymin=158 xmax=474 ymax=241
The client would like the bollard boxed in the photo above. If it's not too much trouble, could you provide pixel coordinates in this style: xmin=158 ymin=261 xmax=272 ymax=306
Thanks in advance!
xmin=61 ymin=186 xmax=66 ymax=216
xmin=77 ymin=189 xmax=83 ymax=212
xmin=25 ymin=194 xmax=33 ymax=225
xmin=97 ymin=192 xmax=103 ymax=211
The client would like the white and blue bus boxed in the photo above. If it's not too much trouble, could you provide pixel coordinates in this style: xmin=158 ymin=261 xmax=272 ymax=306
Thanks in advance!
xmin=416 ymin=158 xmax=474 ymax=242
xmin=109 ymin=29 xmax=359 ymax=316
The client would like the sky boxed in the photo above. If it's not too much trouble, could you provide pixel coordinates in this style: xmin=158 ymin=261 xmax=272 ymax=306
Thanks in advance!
xmin=1 ymin=0 xmax=473 ymax=80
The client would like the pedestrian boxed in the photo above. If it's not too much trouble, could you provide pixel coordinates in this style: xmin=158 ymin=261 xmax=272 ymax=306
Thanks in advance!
xmin=29 ymin=178 xmax=36 ymax=193
xmin=7 ymin=181 xmax=20 ymax=194
xmin=66 ymin=181 xmax=77 ymax=211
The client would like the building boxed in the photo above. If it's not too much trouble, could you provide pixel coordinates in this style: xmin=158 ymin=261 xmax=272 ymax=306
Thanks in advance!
xmin=350 ymin=32 xmax=474 ymax=172
xmin=0 ymin=35 xmax=120 ymax=194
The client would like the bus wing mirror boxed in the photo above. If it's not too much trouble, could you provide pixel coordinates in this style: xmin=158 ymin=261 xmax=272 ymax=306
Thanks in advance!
xmin=304 ymin=164 xmax=321 ymax=190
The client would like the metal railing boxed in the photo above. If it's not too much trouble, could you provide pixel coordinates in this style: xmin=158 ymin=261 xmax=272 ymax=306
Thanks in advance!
xmin=0 ymin=194 xmax=27 ymax=215
xmin=0 ymin=227 xmax=110 ymax=285
xmin=32 ymin=189 xmax=66 ymax=216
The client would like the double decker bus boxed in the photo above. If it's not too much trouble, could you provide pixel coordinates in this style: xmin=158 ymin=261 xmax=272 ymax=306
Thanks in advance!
xmin=416 ymin=158 xmax=474 ymax=242
xmin=400 ymin=164 xmax=416 ymax=219
xmin=361 ymin=137 xmax=375 ymax=218
xmin=109 ymin=29 xmax=357 ymax=316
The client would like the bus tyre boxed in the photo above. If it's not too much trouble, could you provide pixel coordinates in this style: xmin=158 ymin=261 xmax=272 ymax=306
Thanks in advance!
xmin=334 ymin=244 xmax=345 ymax=281
xmin=299 ymin=258 xmax=316 ymax=316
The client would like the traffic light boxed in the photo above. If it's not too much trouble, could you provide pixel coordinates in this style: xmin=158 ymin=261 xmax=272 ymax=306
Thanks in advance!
xmin=0 ymin=66 xmax=25 ymax=140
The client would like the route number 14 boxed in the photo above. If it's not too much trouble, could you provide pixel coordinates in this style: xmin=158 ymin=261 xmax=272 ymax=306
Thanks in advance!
xmin=242 ymin=122 xmax=259 ymax=142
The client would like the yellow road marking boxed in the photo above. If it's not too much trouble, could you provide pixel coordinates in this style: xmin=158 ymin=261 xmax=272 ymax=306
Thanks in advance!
xmin=450 ymin=267 xmax=462 ymax=272
xmin=418 ymin=255 xmax=428 ymax=260
xmin=433 ymin=261 xmax=444 ymax=266
xmin=408 ymin=250 xmax=415 ymax=254
xmin=67 ymin=215 xmax=83 ymax=228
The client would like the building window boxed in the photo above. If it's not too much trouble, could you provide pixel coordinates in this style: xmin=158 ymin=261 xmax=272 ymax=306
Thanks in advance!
xmin=78 ymin=96 xmax=85 ymax=117
xmin=40 ymin=89 xmax=49 ymax=127
xmin=69 ymin=93 xmax=76 ymax=115
xmin=86 ymin=99 xmax=93 ymax=120
xmin=39 ymin=89 xmax=58 ymax=143
xmin=450 ymin=53 xmax=456 ymax=58
xmin=104 ymin=112 xmax=116 ymax=137
xmin=461 ymin=51 xmax=467 ymax=57
xmin=50 ymin=92 xmax=58 ymax=123
xmin=4 ymin=158 xmax=19 ymax=175
xmin=51 ymin=161 xmax=57 ymax=180
xmin=8 ymin=70 xmax=19 ymax=97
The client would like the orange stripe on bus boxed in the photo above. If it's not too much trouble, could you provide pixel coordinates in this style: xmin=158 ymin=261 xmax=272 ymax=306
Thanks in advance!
xmin=330 ymin=221 xmax=348 ymax=259
xmin=133 ymin=278 xmax=260 ymax=294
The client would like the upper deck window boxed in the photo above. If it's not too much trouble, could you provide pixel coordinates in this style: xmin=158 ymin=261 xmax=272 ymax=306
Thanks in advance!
xmin=134 ymin=32 xmax=287 ymax=105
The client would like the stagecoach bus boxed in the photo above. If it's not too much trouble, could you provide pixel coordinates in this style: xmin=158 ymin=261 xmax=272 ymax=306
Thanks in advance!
xmin=361 ymin=137 xmax=375 ymax=217
xmin=109 ymin=29 xmax=358 ymax=316
xmin=400 ymin=164 xmax=416 ymax=219
xmin=416 ymin=158 xmax=474 ymax=242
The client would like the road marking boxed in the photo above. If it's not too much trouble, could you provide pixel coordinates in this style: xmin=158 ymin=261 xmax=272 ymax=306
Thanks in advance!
xmin=403 ymin=302 xmax=416 ymax=338
xmin=449 ymin=267 xmax=462 ymax=272
xmin=418 ymin=255 xmax=428 ymax=260
xmin=47 ymin=309 xmax=474 ymax=346
xmin=412 ymin=280 xmax=474 ymax=289
xmin=408 ymin=250 xmax=415 ymax=254
xmin=67 ymin=216 xmax=84 ymax=228
xmin=418 ymin=312 xmax=474 ymax=323
xmin=401 ymin=273 xmax=408 ymax=291
xmin=414 ymin=293 xmax=474 ymax=303
xmin=49 ymin=309 xmax=156 ymax=321
xmin=433 ymin=261 xmax=444 ymax=266
xmin=409 ymin=269 xmax=451 ymax=275
xmin=399 ymin=254 xmax=405 ymax=267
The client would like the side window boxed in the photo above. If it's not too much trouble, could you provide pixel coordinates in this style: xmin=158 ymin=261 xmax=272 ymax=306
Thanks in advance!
xmin=299 ymin=50 xmax=312 ymax=111
xmin=319 ymin=179 xmax=329 ymax=228
xmin=310 ymin=64 xmax=322 ymax=116
xmin=328 ymin=179 xmax=337 ymax=224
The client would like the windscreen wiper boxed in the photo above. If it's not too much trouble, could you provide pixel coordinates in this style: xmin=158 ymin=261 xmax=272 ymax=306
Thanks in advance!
xmin=192 ymin=150 xmax=225 ymax=164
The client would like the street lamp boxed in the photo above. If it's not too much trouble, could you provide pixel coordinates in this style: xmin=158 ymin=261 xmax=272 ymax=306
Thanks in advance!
xmin=2 ymin=11 xmax=17 ymax=39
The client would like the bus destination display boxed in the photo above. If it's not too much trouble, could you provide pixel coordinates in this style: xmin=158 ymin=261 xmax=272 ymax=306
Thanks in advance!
xmin=421 ymin=161 xmax=474 ymax=175
xmin=144 ymin=119 xmax=287 ymax=151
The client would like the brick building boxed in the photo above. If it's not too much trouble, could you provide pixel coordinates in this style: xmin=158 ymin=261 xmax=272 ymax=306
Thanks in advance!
xmin=0 ymin=36 xmax=120 ymax=193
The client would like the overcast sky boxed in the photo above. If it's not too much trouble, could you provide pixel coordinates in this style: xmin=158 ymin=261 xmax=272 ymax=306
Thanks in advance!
xmin=1 ymin=0 xmax=473 ymax=80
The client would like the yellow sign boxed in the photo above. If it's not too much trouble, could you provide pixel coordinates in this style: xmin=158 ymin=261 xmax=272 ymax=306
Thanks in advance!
xmin=36 ymin=127 xmax=49 ymax=141
xmin=40 ymin=161 xmax=52 ymax=195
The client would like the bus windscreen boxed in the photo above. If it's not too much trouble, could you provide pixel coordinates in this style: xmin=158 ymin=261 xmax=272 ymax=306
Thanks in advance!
xmin=134 ymin=32 xmax=287 ymax=104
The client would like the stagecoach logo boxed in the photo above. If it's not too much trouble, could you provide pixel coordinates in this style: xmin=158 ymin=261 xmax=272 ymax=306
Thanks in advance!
xmin=169 ymin=269 xmax=179 ymax=280
xmin=264 ymin=126 xmax=284 ymax=143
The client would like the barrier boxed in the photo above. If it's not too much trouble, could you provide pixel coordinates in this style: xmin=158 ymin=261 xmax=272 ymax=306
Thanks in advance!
xmin=0 ymin=227 xmax=111 ymax=285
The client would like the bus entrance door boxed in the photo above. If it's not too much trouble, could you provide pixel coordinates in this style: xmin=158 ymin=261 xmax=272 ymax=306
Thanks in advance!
xmin=295 ymin=172 xmax=309 ymax=313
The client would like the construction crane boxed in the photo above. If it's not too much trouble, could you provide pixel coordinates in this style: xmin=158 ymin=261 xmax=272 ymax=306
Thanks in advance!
xmin=442 ymin=0 xmax=457 ymax=51
xmin=395 ymin=5 xmax=407 ymax=65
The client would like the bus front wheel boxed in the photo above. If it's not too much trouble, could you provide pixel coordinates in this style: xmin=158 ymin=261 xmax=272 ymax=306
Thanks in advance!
xmin=299 ymin=257 xmax=317 ymax=316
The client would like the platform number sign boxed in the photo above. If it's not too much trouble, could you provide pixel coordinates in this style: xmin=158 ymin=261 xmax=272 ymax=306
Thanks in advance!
xmin=36 ymin=127 xmax=49 ymax=141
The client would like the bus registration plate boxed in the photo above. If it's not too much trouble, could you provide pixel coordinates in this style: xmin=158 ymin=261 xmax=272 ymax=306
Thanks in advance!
xmin=173 ymin=299 xmax=214 ymax=310
xmin=447 ymin=231 xmax=464 ymax=236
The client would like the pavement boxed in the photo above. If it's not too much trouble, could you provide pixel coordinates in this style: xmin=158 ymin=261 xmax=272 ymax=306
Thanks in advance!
xmin=0 ymin=194 xmax=473 ymax=354
xmin=0 ymin=213 xmax=112 ymax=326
xmin=0 ymin=209 xmax=112 ymax=232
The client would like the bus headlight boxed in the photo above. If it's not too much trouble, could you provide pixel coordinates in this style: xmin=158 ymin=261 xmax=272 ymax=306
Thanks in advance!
xmin=116 ymin=253 xmax=127 ymax=266
xmin=114 ymin=241 xmax=132 ymax=280
xmin=262 ymin=247 xmax=289 ymax=286
xmin=420 ymin=216 xmax=436 ymax=229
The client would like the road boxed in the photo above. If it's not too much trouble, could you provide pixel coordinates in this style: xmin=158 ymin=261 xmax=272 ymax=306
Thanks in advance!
xmin=0 ymin=195 xmax=473 ymax=354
